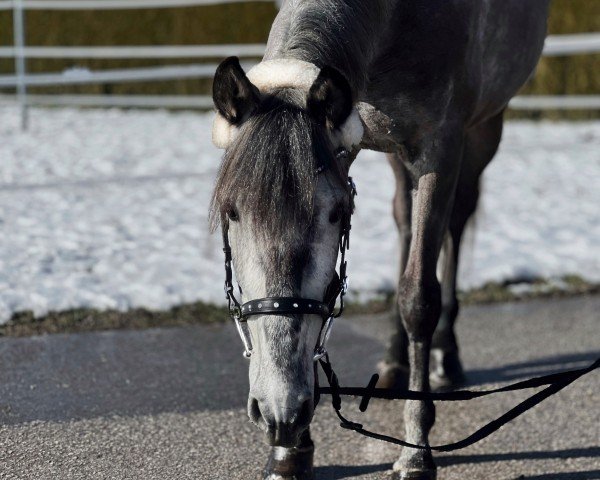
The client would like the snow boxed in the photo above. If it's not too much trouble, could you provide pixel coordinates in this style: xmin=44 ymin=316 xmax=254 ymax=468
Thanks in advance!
xmin=0 ymin=105 xmax=598 ymax=323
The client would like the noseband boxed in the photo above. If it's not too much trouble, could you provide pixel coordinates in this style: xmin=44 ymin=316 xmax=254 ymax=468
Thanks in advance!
xmin=222 ymin=150 xmax=357 ymax=362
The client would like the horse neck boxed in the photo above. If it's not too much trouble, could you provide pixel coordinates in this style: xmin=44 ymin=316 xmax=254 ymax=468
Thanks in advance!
xmin=264 ymin=0 xmax=392 ymax=95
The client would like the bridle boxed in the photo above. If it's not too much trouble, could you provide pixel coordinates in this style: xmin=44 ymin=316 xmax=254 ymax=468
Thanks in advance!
xmin=217 ymin=148 xmax=600 ymax=453
xmin=221 ymin=149 xmax=357 ymax=362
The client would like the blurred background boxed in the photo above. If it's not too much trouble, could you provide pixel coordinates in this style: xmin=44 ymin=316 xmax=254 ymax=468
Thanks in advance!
xmin=0 ymin=0 xmax=598 ymax=329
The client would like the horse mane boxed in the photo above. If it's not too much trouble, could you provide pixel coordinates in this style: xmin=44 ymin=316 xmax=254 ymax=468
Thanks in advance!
xmin=209 ymin=89 xmax=347 ymax=240
xmin=267 ymin=0 xmax=389 ymax=93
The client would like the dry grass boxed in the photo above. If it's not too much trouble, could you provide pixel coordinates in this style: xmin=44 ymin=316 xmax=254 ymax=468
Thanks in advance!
xmin=2 ymin=276 xmax=597 ymax=337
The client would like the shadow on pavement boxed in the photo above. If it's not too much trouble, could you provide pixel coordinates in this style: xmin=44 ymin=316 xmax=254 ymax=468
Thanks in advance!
xmin=465 ymin=351 xmax=600 ymax=386
xmin=314 ymin=463 xmax=391 ymax=480
xmin=0 ymin=311 xmax=596 ymax=431
xmin=437 ymin=447 xmax=600 ymax=467
xmin=0 ymin=319 xmax=383 ymax=425
xmin=513 ymin=470 xmax=600 ymax=480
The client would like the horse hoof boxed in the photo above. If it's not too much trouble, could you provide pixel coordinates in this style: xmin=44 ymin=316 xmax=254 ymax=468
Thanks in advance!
xmin=391 ymin=469 xmax=437 ymax=480
xmin=429 ymin=348 xmax=466 ymax=391
xmin=262 ymin=444 xmax=314 ymax=480
xmin=376 ymin=361 xmax=409 ymax=390
xmin=393 ymin=446 xmax=436 ymax=480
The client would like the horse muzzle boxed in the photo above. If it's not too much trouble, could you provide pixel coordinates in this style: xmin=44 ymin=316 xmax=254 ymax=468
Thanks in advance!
xmin=248 ymin=391 xmax=314 ymax=447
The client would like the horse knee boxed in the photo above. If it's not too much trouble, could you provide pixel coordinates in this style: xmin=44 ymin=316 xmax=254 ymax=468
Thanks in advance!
xmin=398 ymin=275 xmax=441 ymax=341
xmin=432 ymin=296 xmax=459 ymax=349
xmin=440 ymin=294 xmax=459 ymax=329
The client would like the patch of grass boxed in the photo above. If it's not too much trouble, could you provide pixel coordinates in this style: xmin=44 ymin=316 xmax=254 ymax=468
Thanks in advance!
xmin=343 ymin=291 xmax=395 ymax=316
xmin=345 ymin=276 xmax=600 ymax=313
xmin=459 ymin=275 xmax=600 ymax=305
xmin=1 ymin=302 xmax=227 ymax=337
xmin=2 ymin=276 xmax=597 ymax=337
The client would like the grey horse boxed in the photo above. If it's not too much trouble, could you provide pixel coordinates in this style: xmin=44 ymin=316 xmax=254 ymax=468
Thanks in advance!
xmin=210 ymin=1 xmax=551 ymax=478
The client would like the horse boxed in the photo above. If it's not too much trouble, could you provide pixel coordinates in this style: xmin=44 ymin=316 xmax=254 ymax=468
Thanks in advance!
xmin=209 ymin=1 xmax=551 ymax=478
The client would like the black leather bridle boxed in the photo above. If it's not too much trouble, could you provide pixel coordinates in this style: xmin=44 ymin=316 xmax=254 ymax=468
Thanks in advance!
xmin=218 ymin=149 xmax=600 ymax=453
xmin=317 ymin=352 xmax=600 ymax=452
xmin=221 ymin=150 xmax=357 ymax=362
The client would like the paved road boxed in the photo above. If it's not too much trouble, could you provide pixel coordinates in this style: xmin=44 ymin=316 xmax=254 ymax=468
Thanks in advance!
xmin=0 ymin=295 xmax=598 ymax=480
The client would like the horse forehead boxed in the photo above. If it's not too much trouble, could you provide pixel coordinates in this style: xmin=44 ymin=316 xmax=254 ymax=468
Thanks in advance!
xmin=237 ymin=222 xmax=313 ymax=265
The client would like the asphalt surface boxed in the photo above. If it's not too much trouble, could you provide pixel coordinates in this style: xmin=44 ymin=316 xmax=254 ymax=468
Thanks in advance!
xmin=0 ymin=295 xmax=598 ymax=480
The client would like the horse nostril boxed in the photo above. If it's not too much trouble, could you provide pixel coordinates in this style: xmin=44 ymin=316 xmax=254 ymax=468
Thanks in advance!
xmin=296 ymin=397 xmax=313 ymax=428
xmin=248 ymin=397 xmax=264 ymax=429
xmin=248 ymin=394 xmax=314 ymax=447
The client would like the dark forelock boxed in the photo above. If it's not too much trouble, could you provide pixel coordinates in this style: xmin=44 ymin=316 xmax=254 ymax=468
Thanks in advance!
xmin=209 ymin=90 xmax=346 ymax=240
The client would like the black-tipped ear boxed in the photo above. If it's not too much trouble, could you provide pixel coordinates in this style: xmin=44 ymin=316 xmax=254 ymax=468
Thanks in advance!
xmin=307 ymin=66 xmax=353 ymax=130
xmin=213 ymin=56 xmax=260 ymax=124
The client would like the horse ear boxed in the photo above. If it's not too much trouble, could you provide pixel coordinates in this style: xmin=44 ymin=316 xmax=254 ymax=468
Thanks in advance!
xmin=213 ymin=56 xmax=260 ymax=124
xmin=307 ymin=66 xmax=353 ymax=130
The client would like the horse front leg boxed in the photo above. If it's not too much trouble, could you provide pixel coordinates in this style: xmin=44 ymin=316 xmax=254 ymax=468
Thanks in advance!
xmin=431 ymin=112 xmax=504 ymax=390
xmin=263 ymin=428 xmax=314 ymax=480
xmin=378 ymin=154 xmax=413 ymax=390
xmin=393 ymin=140 xmax=461 ymax=480
xmin=430 ymin=232 xmax=465 ymax=390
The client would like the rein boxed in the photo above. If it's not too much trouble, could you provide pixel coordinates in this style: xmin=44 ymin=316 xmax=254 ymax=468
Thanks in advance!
xmin=220 ymin=154 xmax=599 ymax=451
xmin=317 ymin=353 xmax=600 ymax=452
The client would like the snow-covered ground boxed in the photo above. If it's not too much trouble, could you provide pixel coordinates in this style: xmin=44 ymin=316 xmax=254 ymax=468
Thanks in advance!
xmin=0 ymin=106 xmax=598 ymax=323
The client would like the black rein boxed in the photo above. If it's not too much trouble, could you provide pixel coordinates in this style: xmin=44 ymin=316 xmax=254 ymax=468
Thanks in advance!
xmin=219 ymin=150 xmax=599 ymax=452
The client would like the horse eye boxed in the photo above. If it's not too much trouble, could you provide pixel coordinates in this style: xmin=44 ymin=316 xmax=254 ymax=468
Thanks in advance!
xmin=227 ymin=206 xmax=239 ymax=222
xmin=328 ymin=205 xmax=342 ymax=224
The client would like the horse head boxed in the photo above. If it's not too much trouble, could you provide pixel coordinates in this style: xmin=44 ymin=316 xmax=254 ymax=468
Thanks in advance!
xmin=210 ymin=56 xmax=361 ymax=447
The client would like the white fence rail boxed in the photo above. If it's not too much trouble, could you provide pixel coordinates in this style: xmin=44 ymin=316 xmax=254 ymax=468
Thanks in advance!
xmin=1 ymin=35 xmax=598 ymax=90
xmin=510 ymin=95 xmax=600 ymax=110
xmin=3 ymin=94 xmax=598 ymax=111
xmin=543 ymin=33 xmax=600 ymax=56
xmin=0 ymin=93 xmax=214 ymax=108
xmin=1 ymin=33 xmax=599 ymax=60
xmin=0 ymin=44 xmax=267 ymax=59
xmin=0 ymin=0 xmax=273 ymax=10
xmin=0 ymin=63 xmax=229 ymax=87
xmin=0 ymin=0 xmax=598 ymax=129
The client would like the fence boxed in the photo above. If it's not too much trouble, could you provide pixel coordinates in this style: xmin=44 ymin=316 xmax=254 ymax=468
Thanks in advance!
xmin=0 ymin=0 xmax=599 ymax=129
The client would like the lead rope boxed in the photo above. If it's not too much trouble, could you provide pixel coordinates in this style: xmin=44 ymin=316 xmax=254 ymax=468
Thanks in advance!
xmin=318 ymin=353 xmax=600 ymax=451
xmin=315 ymin=177 xmax=600 ymax=451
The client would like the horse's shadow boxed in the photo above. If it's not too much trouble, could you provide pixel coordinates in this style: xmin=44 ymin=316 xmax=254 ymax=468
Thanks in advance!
xmin=315 ymin=448 xmax=600 ymax=479
xmin=0 ymin=317 xmax=597 ymax=426
xmin=512 ymin=471 xmax=600 ymax=480
xmin=314 ymin=350 xmax=600 ymax=480
xmin=314 ymin=463 xmax=391 ymax=480
xmin=437 ymin=446 xmax=600 ymax=468
xmin=464 ymin=350 xmax=600 ymax=387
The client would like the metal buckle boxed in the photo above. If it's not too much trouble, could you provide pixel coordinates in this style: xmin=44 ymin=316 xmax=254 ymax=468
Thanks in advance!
xmin=348 ymin=177 xmax=357 ymax=197
xmin=230 ymin=304 xmax=242 ymax=320
xmin=341 ymin=277 xmax=348 ymax=295
xmin=313 ymin=316 xmax=335 ymax=362
xmin=233 ymin=315 xmax=252 ymax=359
xmin=313 ymin=347 xmax=327 ymax=362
